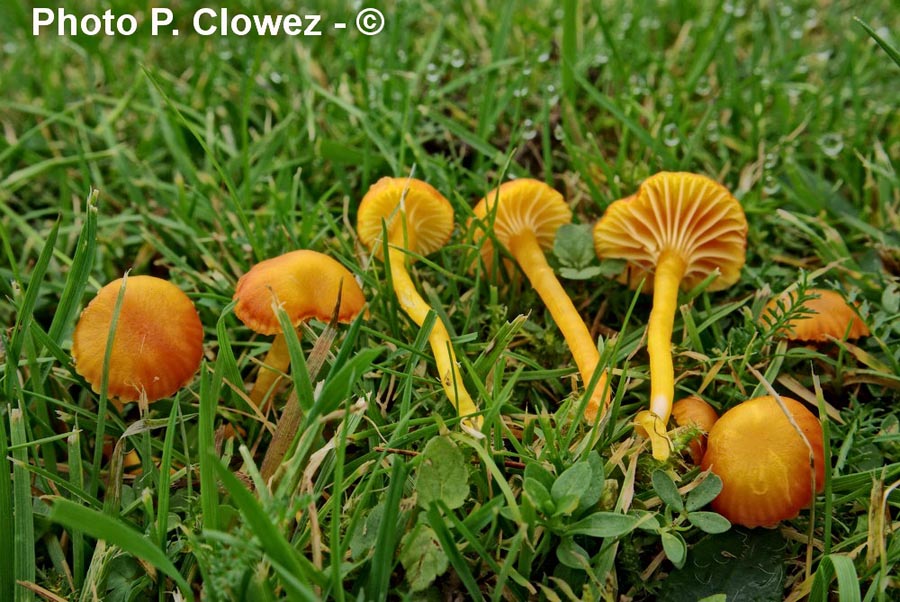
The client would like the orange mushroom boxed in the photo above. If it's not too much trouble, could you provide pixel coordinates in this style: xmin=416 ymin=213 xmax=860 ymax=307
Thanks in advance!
xmin=356 ymin=176 xmax=481 ymax=431
xmin=233 ymin=250 xmax=366 ymax=408
xmin=700 ymin=395 xmax=825 ymax=528
xmin=671 ymin=396 xmax=719 ymax=464
xmin=760 ymin=288 xmax=869 ymax=342
xmin=72 ymin=275 xmax=204 ymax=405
xmin=470 ymin=179 xmax=610 ymax=421
xmin=593 ymin=172 xmax=747 ymax=460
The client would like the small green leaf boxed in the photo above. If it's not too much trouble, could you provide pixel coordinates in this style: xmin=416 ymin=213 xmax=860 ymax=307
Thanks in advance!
xmin=565 ymin=512 xmax=639 ymax=538
xmin=556 ymin=537 xmax=590 ymax=570
xmin=687 ymin=511 xmax=731 ymax=534
xmin=553 ymin=223 xmax=597 ymax=269
xmin=552 ymin=494 xmax=580 ymax=517
xmin=551 ymin=461 xmax=592 ymax=504
xmin=416 ymin=437 xmax=469 ymax=510
xmin=685 ymin=473 xmax=723 ymax=512
xmin=576 ymin=451 xmax=606 ymax=513
xmin=559 ymin=266 xmax=604 ymax=281
xmin=652 ymin=470 xmax=684 ymax=512
xmin=662 ymin=531 xmax=687 ymax=569
xmin=524 ymin=477 xmax=555 ymax=514
xmin=399 ymin=523 xmax=449 ymax=592
xmin=349 ymin=503 xmax=385 ymax=560
xmin=524 ymin=461 xmax=555 ymax=492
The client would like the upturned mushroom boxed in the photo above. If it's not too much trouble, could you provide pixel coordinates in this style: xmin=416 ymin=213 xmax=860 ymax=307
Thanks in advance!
xmin=470 ymin=179 xmax=610 ymax=421
xmin=356 ymin=176 xmax=481 ymax=430
xmin=700 ymin=395 xmax=825 ymax=528
xmin=593 ymin=172 xmax=747 ymax=460
xmin=760 ymin=288 xmax=869 ymax=342
xmin=72 ymin=275 xmax=204 ymax=405
xmin=233 ymin=249 xmax=367 ymax=408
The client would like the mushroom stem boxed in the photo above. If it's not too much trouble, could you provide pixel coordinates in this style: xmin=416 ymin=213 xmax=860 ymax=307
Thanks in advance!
xmin=387 ymin=246 xmax=482 ymax=429
xmin=248 ymin=333 xmax=293 ymax=409
xmin=638 ymin=249 xmax=687 ymax=461
xmin=508 ymin=230 xmax=609 ymax=420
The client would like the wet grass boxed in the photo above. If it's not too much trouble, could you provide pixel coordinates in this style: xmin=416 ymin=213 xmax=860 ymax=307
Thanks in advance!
xmin=1 ymin=0 xmax=899 ymax=600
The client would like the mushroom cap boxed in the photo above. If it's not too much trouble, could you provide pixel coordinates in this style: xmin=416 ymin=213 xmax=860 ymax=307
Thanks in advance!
xmin=356 ymin=177 xmax=454 ymax=259
xmin=72 ymin=276 xmax=204 ymax=403
xmin=593 ymin=172 xmax=748 ymax=292
xmin=233 ymin=250 xmax=366 ymax=336
xmin=760 ymin=288 xmax=869 ymax=342
xmin=470 ymin=179 xmax=572 ymax=270
xmin=671 ymin=396 xmax=719 ymax=464
xmin=700 ymin=396 xmax=825 ymax=528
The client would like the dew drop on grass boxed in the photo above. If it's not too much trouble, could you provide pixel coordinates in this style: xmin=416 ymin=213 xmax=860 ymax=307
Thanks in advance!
xmin=554 ymin=124 xmax=565 ymax=140
xmin=523 ymin=67 xmax=532 ymax=76
xmin=662 ymin=123 xmax=680 ymax=147
xmin=764 ymin=153 xmax=779 ymax=169
xmin=594 ymin=53 xmax=609 ymax=66
xmin=513 ymin=87 xmax=529 ymax=98
xmin=522 ymin=119 xmax=537 ymax=141
xmin=538 ymin=52 xmax=551 ymax=63
xmin=450 ymin=50 xmax=465 ymax=68
xmin=763 ymin=176 xmax=781 ymax=195
xmin=707 ymin=122 xmax=720 ymax=142
xmin=270 ymin=72 xmax=283 ymax=84
xmin=695 ymin=76 xmax=711 ymax=96
xmin=790 ymin=28 xmax=803 ymax=40
xmin=818 ymin=133 xmax=844 ymax=157
xmin=779 ymin=5 xmax=793 ymax=17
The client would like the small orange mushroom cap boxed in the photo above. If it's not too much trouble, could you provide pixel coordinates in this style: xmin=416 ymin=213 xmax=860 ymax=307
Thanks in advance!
xmin=233 ymin=250 xmax=366 ymax=336
xmin=72 ymin=276 xmax=204 ymax=403
xmin=761 ymin=288 xmax=869 ymax=342
xmin=470 ymin=179 xmax=572 ymax=270
xmin=593 ymin=172 xmax=748 ymax=291
xmin=357 ymin=177 xmax=455 ymax=258
xmin=701 ymin=396 xmax=825 ymax=528
xmin=671 ymin=396 xmax=719 ymax=464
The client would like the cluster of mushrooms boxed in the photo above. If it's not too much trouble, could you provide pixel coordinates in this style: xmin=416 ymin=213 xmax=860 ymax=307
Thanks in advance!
xmin=71 ymin=171 xmax=870 ymax=529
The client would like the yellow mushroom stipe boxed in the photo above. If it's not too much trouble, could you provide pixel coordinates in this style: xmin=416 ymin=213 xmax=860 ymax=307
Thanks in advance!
xmin=594 ymin=172 xmax=747 ymax=460
xmin=472 ymin=179 xmax=610 ymax=421
xmin=357 ymin=177 xmax=481 ymax=431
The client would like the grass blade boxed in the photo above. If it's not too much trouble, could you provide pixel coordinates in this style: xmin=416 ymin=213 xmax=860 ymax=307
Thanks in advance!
xmin=0 ymin=407 xmax=12 ymax=602
xmin=10 ymin=408 xmax=35 ymax=602
xmin=46 ymin=498 xmax=193 ymax=601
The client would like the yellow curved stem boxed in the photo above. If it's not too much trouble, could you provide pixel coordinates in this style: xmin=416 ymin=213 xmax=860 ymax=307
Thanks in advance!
xmin=637 ymin=249 xmax=687 ymax=460
xmin=508 ymin=230 xmax=610 ymax=421
xmin=387 ymin=246 xmax=482 ymax=430
xmin=249 ymin=333 xmax=292 ymax=409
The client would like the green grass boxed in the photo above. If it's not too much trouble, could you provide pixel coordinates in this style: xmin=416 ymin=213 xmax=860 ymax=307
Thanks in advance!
xmin=2 ymin=0 xmax=899 ymax=600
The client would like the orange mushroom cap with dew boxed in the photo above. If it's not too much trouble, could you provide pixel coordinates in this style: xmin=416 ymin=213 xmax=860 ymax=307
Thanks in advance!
xmin=593 ymin=172 xmax=747 ymax=460
xmin=760 ymin=288 xmax=869 ymax=342
xmin=357 ymin=176 xmax=481 ymax=430
xmin=471 ymin=179 xmax=611 ymax=422
xmin=671 ymin=396 xmax=719 ymax=464
xmin=700 ymin=395 xmax=825 ymax=528
xmin=233 ymin=250 xmax=367 ymax=407
xmin=72 ymin=275 xmax=204 ymax=404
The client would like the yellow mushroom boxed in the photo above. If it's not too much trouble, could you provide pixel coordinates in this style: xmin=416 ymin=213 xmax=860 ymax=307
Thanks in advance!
xmin=470 ymin=179 xmax=611 ymax=422
xmin=357 ymin=176 xmax=481 ymax=431
xmin=233 ymin=250 xmax=367 ymax=409
xmin=594 ymin=172 xmax=747 ymax=460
